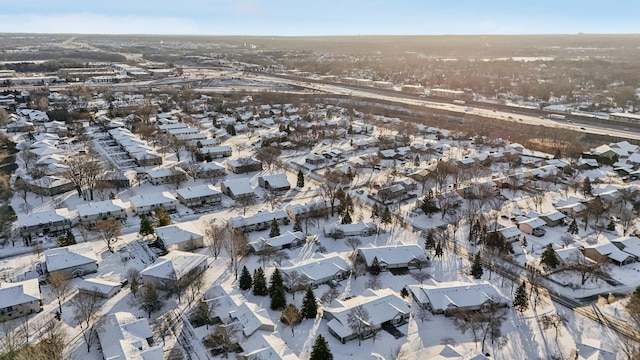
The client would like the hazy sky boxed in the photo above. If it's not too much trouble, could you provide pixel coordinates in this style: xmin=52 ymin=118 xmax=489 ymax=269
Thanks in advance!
xmin=0 ymin=0 xmax=638 ymax=36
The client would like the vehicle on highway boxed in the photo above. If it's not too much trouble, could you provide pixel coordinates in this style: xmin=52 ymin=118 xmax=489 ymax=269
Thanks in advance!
xmin=580 ymin=127 xmax=586 ymax=130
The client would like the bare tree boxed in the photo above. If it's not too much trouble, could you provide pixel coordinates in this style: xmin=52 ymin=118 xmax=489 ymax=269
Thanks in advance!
xmin=126 ymin=268 xmax=141 ymax=298
xmin=48 ymin=271 xmax=71 ymax=314
xmin=541 ymin=313 xmax=567 ymax=343
xmin=280 ymin=304 xmax=301 ymax=336
xmin=13 ymin=177 xmax=30 ymax=213
xmin=94 ymin=219 xmax=122 ymax=253
xmin=414 ymin=307 xmax=432 ymax=323
xmin=411 ymin=270 xmax=431 ymax=284
xmin=203 ymin=320 xmax=242 ymax=359
xmin=204 ymin=219 xmax=227 ymax=259
xmin=234 ymin=195 xmax=256 ymax=216
xmin=71 ymin=292 xmax=102 ymax=352
xmin=347 ymin=305 xmax=371 ymax=346
xmin=224 ymin=229 xmax=249 ymax=280
xmin=321 ymin=288 xmax=341 ymax=304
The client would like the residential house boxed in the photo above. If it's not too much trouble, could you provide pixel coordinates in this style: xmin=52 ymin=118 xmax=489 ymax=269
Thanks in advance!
xmin=228 ymin=210 xmax=290 ymax=233
xmin=146 ymin=167 xmax=188 ymax=186
xmin=518 ymin=217 xmax=547 ymax=237
xmin=408 ymin=279 xmax=509 ymax=315
xmin=220 ymin=178 xmax=255 ymax=199
xmin=0 ymin=279 xmax=42 ymax=321
xmin=129 ymin=191 xmax=179 ymax=215
xmin=76 ymin=199 xmax=129 ymax=225
xmin=554 ymin=247 xmax=585 ymax=268
xmin=176 ymin=184 xmax=222 ymax=207
xmin=229 ymin=302 xmax=276 ymax=337
xmin=323 ymin=221 xmax=377 ymax=238
xmin=44 ymin=243 xmax=99 ymax=278
xmin=539 ymin=211 xmax=566 ymax=227
xmin=226 ymin=158 xmax=263 ymax=174
xmin=611 ymin=236 xmax=640 ymax=261
xmin=583 ymin=243 xmax=636 ymax=266
xmin=279 ymin=253 xmax=350 ymax=288
xmin=140 ymin=251 xmax=208 ymax=287
xmin=258 ymin=173 xmax=291 ymax=192
xmin=239 ymin=333 xmax=300 ymax=360
xmin=284 ymin=199 xmax=332 ymax=221
xmin=155 ymin=223 xmax=204 ymax=252
xmin=496 ymin=225 xmax=523 ymax=243
xmin=18 ymin=208 xmax=76 ymax=241
xmin=324 ymin=288 xmax=410 ymax=343
xmin=249 ymin=231 xmax=306 ymax=253
xmin=356 ymin=244 xmax=428 ymax=271
xmin=197 ymin=145 xmax=233 ymax=158
xmin=77 ymin=278 xmax=121 ymax=298
xmin=192 ymin=162 xmax=226 ymax=180
xmin=98 ymin=312 xmax=163 ymax=360
xmin=572 ymin=339 xmax=616 ymax=360
xmin=305 ymin=154 xmax=326 ymax=166
xmin=27 ymin=176 xmax=75 ymax=196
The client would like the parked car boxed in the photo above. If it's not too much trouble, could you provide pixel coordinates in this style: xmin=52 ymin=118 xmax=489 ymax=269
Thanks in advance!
xmin=532 ymin=228 xmax=546 ymax=237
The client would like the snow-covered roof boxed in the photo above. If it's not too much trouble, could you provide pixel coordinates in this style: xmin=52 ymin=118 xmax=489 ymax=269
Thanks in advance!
xmin=518 ymin=217 xmax=547 ymax=229
xmin=229 ymin=302 xmax=275 ymax=337
xmin=77 ymin=278 xmax=121 ymax=295
xmin=323 ymin=221 xmax=376 ymax=235
xmin=228 ymin=210 xmax=288 ymax=228
xmin=497 ymin=225 xmax=521 ymax=239
xmin=44 ymin=242 xmax=98 ymax=272
xmin=250 ymin=231 xmax=305 ymax=251
xmin=155 ymin=223 xmax=203 ymax=246
xmin=176 ymin=184 xmax=221 ymax=200
xmin=555 ymin=247 xmax=584 ymax=264
xmin=98 ymin=312 xmax=163 ymax=360
xmin=0 ymin=278 xmax=41 ymax=309
xmin=357 ymin=244 xmax=427 ymax=267
xmin=408 ymin=280 xmax=508 ymax=313
xmin=586 ymin=243 xmax=635 ymax=263
xmin=280 ymin=252 xmax=350 ymax=283
xmin=129 ymin=191 xmax=178 ymax=209
xmin=325 ymin=288 xmax=410 ymax=338
xmin=222 ymin=178 xmax=254 ymax=196
xmin=76 ymin=199 xmax=129 ymax=218
xmin=18 ymin=208 xmax=75 ymax=228
xmin=259 ymin=173 xmax=290 ymax=189
xmin=576 ymin=339 xmax=616 ymax=360
xmin=140 ymin=251 xmax=208 ymax=281
xmin=241 ymin=333 xmax=300 ymax=360
xmin=541 ymin=211 xmax=566 ymax=222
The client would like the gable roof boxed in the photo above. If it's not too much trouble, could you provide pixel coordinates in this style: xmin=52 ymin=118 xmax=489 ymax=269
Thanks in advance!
xmin=129 ymin=191 xmax=178 ymax=209
xmin=76 ymin=199 xmax=129 ymax=217
xmin=0 ymin=278 xmax=41 ymax=309
xmin=99 ymin=312 xmax=163 ymax=360
xmin=357 ymin=244 xmax=426 ymax=267
xmin=44 ymin=242 xmax=98 ymax=272
xmin=155 ymin=223 xmax=203 ymax=247
xmin=408 ymin=280 xmax=508 ymax=313
xmin=229 ymin=302 xmax=275 ymax=337
xmin=280 ymin=253 xmax=349 ymax=283
xmin=18 ymin=208 xmax=75 ymax=228
xmin=176 ymin=184 xmax=221 ymax=200
xmin=140 ymin=251 xmax=207 ymax=281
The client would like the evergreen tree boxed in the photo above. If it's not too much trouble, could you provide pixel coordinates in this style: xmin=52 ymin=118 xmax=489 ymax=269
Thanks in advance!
xmin=514 ymin=281 xmax=529 ymax=312
xmin=371 ymin=203 xmax=380 ymax=220
xmin=470 ymin=252 xmax=483 ymax=279
xmin=369 ymin=256 xmax=382 ymax=276
xmin=293 ymin=217 xmax=302 ymax=232
xmin=309 ymin=334 xmax=333 ymax=360
xmin=540 ymin=243 xmax=560 ymax=269
xmin=139 ymin=283 xmax=164 ymax=318
xmin=520 ymin=236 xmax=528 ymax=248
xmin=424 ymin=231 xmax=435 ymax=250
xmin=381 ymin=206 xmax=392 ymax=225
xmin=582 ymin=177 xmax=592 ymax=197
xmin=607 ymin=219 xmax=616 ymax=231
xmin=154 ymin=208 xmax=171 ymax=227
xmin=57 ymin=230 xmax=76 ymax=247
xmin=435 ymin=242 xmax=444 ymax=257
xmin=239 ymin=266 xmax=252 ymax=291
xmin=226 ymin=123 xmax=236 ymax=136
xmin=414 ymin=154 xmax=420 ymax=167
xmin=139 ymin=215 xmax=154 ymax=237
xmin=420 ymin=190 xmax=439 ymax=217
xmin=301 ymin=287 xmax=318 ymax=319
xmin=269 ymin=218 xmax=281 ymax=238
xmin=269 ymin=269 xmax=287 ymax=310
xmin=400 ymin=287 xmax=409 ymax=298
xmin=341 ymin=210 xmax=352 ymax=224
xmin=297 ymin=169 xmax=305 ymax=188
xmin=568 ymin=219 xmax=579 ymax=235
xmin=252 ymin=268 xmax=268 ymax=296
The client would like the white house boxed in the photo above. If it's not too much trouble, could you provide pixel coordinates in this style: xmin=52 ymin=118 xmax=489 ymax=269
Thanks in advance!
xmin=76 ymin=199 xmax=129 ymax=225
xmin=229 ymin=302 xmax=276 ymax=337
xmin=249 ymin=231 xmax=306 ymax=252
xmin=239 ymin=333 xmax=300 ymax=360
xmin=141 ymin=251 xmax=208 ymax=286
xmin=258 ymin=173 xmax=291 ymax=192
xmin=323 ymin=221 xmax=377 ymax=238
xmin=130 ymin=191 xmax=179 ymax=215
xmin=98 ymin=312 xmax=163 ymax=360
xmin=284 ymin=198 xmax=333 ymax=221
xmin=220 ymin=178 xmax=255 ymax=199
xmin=280 ymin=253 xmax=350 ymax=287
xmin=146 ymin=167 xmax=188 ymax=185
xmin=77 ymin=278 xmax=121 ymax=298
xmin=44 ymin=242 xmax=99 ymax=278
xmin=0 ymin=279 xmax=42 ymax=321
xmin=18 ymin=208 xmax=76 ymax=241
xmin=176 ymin=184 xmax=222 ymax=207
xmin=155 ymin=223 xmax=204 ymax=252
xmin=518 ymin=217 xmax=547 ymax=236
xmin=228 ymin=210 xmax=290 ymax=233
xmin=408 ymin=279 xmax=509 ymax=315
xmin=496 ymin=225 xmax=523 ymax=243
xmin=324 ymin=288 xmax=410 ymax=343
xmin=192 ymin=161 xmax=226 ymax=179
xmin=198 ymin=145 xmax=233 ymax=158
xmin=357 ymin=244 xmax=427 ymax=271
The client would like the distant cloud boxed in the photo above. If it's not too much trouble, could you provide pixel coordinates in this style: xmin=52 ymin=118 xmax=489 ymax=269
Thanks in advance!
xmin=0 ymin=13 xmax=200 ymax=34
xmin=235 ymin=0 xmax=266 ymax=17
